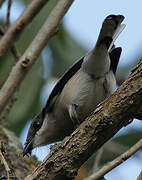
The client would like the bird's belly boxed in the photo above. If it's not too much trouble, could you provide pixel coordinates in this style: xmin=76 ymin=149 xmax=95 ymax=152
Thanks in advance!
xmin=59 ymin=70 xmax=115 ymax=121
xmin=43 ymin=71 xmax=116 ymax=144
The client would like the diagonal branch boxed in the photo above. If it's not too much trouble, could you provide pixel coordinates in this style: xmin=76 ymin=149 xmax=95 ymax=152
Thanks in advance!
xmin=0 ymin=0 xmax=50 ymax=59
xmin=85 ymin=138 xmax=142 ymax=180
xmin=0 ymin=0 xmax=74 ymax=114
xmin=24 ymin=59 xmax=142 ymax=180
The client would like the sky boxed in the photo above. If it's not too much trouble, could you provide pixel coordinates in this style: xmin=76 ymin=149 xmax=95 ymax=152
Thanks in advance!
xmin=1 ymin=0 xmax=142 ymax=179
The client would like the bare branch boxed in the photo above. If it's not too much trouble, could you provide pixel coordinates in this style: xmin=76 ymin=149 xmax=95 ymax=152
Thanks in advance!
xmin=10 ymin=45 xmax=20 ymax=61
xmin=6 ymin=0 xmax=12 ymax=27
xmin=0 ymin=25 xmax=19 ymax=123
xmin=0 ymin=0 xmax=74 ymax=112
xmin=0 ymin=0 xmax=50 ymax=59
xmin=0 ymin=25 xmax=20 ymax=61
xmin=85 ymin=138 xmax=142 ymax=180
xmin=24 ymin=59 xmax=142 ymax=180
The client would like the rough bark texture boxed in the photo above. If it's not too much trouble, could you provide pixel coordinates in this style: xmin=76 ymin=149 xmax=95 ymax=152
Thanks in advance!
xmin=0 ymin=126 xmax=37 ymax=180
xmin=23 ymin=59 xmax=142 ymax=180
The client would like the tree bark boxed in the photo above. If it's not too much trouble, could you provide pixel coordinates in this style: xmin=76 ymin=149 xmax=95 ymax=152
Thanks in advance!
xmin=0 ymin=125 xmax=37 ymax=180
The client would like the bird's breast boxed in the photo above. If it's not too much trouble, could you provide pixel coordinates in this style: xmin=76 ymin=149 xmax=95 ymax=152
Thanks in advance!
xmin=57 ymin=69 xmax=116 ymax=121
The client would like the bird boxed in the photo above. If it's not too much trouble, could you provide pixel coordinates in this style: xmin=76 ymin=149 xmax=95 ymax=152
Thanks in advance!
xmin=23 ymin=14 xmax=125 ymax=156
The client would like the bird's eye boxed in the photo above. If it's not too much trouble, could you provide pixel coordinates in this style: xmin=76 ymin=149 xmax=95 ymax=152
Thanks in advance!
xmin=33 ymin=121 xmax=41 ymax=130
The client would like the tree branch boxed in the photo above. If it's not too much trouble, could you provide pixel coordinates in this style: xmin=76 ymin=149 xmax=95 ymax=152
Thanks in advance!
xmin=0 ymin=0 xmax=50 ymax=59
xmin=0 ymin=25 xmax=20 ymax=61
xmin=0 ymin=0 xmax=74 ymax=114
xmin=24 ymin=59 xmax=142 ymax=180
xmin=6 ymin=0 xmax=12 ymax=27
xmin=85 ymin=138 xmax=142 ymax=180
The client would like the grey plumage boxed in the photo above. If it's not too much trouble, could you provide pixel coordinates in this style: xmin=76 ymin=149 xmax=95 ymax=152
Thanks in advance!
xmin=23 ymin=14 xmax=125 ymax=156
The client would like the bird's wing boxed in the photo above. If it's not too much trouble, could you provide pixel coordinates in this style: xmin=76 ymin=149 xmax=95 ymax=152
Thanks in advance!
xmin=109 ymin=47 xmax=122 ymax=74
xmin=43 ymin=57 xmax=84 ymax=112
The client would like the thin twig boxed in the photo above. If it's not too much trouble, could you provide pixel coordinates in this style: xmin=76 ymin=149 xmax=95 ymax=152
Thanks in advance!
xmin=10 ymin=45 xmax=20 ymax=61
xmin=6 ymin=0 xmax=12 ymax=27
xmin=0 ymin=0 xmax=50 ymax=59
xmin=85 ymin=138 xmax=142 ymax=180
xmin=0 ymin=25 xmax=20 ymax=61
xmin=93 ymin=147 xmax=104 ymax=172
